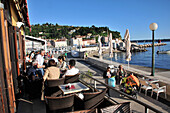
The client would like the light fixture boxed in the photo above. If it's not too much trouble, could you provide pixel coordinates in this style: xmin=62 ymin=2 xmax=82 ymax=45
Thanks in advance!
xmin=149 ymin=23 xmax=158 ymax=76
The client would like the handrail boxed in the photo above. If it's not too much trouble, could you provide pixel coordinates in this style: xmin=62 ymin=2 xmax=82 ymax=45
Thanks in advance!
xmin=80 ymin=72 xmax=162 ymax=113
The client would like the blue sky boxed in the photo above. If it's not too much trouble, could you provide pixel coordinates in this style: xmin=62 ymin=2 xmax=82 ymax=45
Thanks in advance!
xmin=27 ymin=0 xmax=170 ymax=40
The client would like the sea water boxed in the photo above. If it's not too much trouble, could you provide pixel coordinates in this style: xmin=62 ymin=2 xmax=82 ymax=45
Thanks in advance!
xmin=103 ymin=41 xmax=170 ymax=69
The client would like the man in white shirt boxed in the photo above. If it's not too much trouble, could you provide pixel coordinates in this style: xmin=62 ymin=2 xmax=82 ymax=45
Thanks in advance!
xmin=50 ymin=55 xmax=58 ymax=63
xmin=36 ymin=49 xmax=45 ymax=78
xmin=64 ymin=59 xmax=79 ymax=76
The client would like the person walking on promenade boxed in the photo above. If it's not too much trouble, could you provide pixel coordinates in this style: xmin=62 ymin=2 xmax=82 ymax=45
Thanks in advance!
xmin=43 ymin=59 xmax=60 ymax=82
xmin=103 ymin=67 xmax=114 ymax=96
xmin=103 ymin=67 xmax=112 ymax=84
xmin=116 ymin=65 xmax=127 ymax=85
xmin=36 ymin=49 xmax=45 ymax=78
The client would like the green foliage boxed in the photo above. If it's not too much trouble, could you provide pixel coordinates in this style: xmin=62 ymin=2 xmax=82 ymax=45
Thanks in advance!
xmin=25 ymin=23 xmax=122 ymax=40
xmin=80 ymin=70 xmax=93 ymax=79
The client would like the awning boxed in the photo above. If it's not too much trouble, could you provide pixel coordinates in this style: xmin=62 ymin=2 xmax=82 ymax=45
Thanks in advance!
xmin=25 ymin=35 xmax=47 ymax=52
xmin=25 ymin=35 xmax=46 ymax=45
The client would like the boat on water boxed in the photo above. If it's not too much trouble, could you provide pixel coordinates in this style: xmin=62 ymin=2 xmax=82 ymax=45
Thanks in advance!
xmin=71 ymin=50 xmax=80 ymax=57
xmin=157 ymin=50 xmax=170 ymax=54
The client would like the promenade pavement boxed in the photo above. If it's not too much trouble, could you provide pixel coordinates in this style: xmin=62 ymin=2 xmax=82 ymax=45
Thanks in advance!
xmin=75 ymin=59 xmax=170 ymax=113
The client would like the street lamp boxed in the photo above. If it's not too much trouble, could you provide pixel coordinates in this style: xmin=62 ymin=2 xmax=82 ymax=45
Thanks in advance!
xmin=149 ymin=23 xmax=158 ymax=76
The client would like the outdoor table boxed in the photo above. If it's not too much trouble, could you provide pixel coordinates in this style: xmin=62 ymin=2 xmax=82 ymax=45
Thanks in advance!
xmin=59 ymin=82 xmax=90 ymax=95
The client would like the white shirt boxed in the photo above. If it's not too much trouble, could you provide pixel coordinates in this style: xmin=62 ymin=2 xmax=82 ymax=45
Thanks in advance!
xmin=51 ymin=57 xmax=58 ymax=63
xmin=36 ymin=54 xmax=44 ymax=66
xmin=64 ymin=67 xmax=79 ymax=76
xmin=30 ymin=53 xmax=34 ymax=58
xmin=106 ymin=72 xmax=111 ymax=77
xmin=26 ymin=57 xmax=30 ymax=62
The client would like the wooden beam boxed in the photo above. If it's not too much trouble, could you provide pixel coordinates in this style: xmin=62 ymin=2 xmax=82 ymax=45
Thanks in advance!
xmin=0 ymin=8 xmax=15 ymax=113
xmin=13 ymin=27 xmax=20 ymax=76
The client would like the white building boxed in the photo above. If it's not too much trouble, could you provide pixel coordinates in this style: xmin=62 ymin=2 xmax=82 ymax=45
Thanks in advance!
xmin=55 ymin=39 xmax=67 ymax=47
xmin=71 ymin=37 xmax=83 ymax=47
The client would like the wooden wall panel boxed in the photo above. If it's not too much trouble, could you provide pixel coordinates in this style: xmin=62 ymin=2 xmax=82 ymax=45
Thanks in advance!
xmin=1 ymin=8 xmax=15 ymax=113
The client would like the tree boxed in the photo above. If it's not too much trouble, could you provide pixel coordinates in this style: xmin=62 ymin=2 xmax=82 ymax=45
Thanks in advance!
xmin=25 ymin=23 xmax=122 ymax=40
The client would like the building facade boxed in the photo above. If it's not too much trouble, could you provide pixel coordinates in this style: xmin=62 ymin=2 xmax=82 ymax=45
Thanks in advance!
xmin=0 ymin=0 xmax=30 ymax=113
xmin=55 ymin=39 xmax=67 ymax=47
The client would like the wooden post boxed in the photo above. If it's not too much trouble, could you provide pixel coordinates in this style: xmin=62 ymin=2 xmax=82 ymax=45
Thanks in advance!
xmin=1 ymin=7 xmax=15 ymax=113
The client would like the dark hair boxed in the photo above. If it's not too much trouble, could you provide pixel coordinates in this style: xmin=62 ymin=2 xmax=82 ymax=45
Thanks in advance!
xmin=58 ymin=56 xmax=62 ymax=60
xmin=107 ymin=67 xmax=110 ymax=70
xmin=61 ymin=56 xmax=65 ymax=61
xmin=40 ymin=49 xmax=45 ymax=53
xmin=119 ymin=65 xmax=122 ymax=69
xmin=29 ymin=51 xmax=34 ymax=58
xmin=69 ymin=59 xmax=76 ymax=67
xmin=48 ymin=59 xmax=56 ymax=67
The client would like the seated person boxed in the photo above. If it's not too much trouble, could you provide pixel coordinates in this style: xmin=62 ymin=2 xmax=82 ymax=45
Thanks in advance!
xmin=26 ymin=54 xmax=32 ymax=63
xmin=57 ymin=56 xmax=67 ymax=74
xmin=50 ymin=55 xmax=58 ymax=63
xmin=63 ymin=59 xmax=79 ymax=77
xmin=26 ymin=60 xmax=39 ymax=82
xmin=43 ymin=59 xmax=60 ymax=81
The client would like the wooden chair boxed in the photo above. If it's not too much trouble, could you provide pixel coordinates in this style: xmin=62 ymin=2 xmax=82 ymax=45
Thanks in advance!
xmin=45 ymin=94 xmax=74 ymax=113
xmin=150 ymin=83 xmax=167 ymax=100
xmin=65 ymin=73 xmax=80 ymax=84
xmin=139 ymin=79 xmax=152 ymax=96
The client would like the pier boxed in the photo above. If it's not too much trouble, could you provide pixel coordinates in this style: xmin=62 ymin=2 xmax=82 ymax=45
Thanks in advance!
xmin=131 ymin=39 xmax=170 ymax=43
xmin=138 ymin=43 xmax=167 ymax=48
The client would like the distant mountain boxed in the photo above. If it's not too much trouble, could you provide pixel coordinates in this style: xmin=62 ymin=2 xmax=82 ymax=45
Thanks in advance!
xmin=25 ymin=23 xmax=122 ymax=40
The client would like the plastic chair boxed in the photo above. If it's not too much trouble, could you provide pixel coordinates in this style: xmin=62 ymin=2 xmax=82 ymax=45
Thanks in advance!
xmin=139 ymin=79 xmax=152 ymax=96
xmin=45 ymin=94 xmax=74 ymax=112
xmin=150 ymin=83 xmax=167 ymax=100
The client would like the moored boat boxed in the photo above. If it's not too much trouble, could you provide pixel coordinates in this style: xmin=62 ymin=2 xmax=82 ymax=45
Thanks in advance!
xmin=157 ymin=50 xmax=170 ymax=54
xmin=71 ymin=50 xmax=80 ymax=57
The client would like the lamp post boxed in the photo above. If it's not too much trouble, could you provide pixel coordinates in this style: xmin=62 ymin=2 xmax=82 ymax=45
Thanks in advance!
xmin=149 ymin=23 xmax=158 ymax=76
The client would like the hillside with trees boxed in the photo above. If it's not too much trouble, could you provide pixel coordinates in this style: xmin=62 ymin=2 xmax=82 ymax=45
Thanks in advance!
xmin=25 ymin=23 xmax=122 ymax=40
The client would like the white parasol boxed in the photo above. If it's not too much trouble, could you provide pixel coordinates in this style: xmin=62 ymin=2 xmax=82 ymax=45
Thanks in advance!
xmin=109 ymin=33 xmax=113 ymax=58
xmin=124 ymin=29 xmax=131 ymax=68
xmin=98 ymin=35 xmax=102 ymax=56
